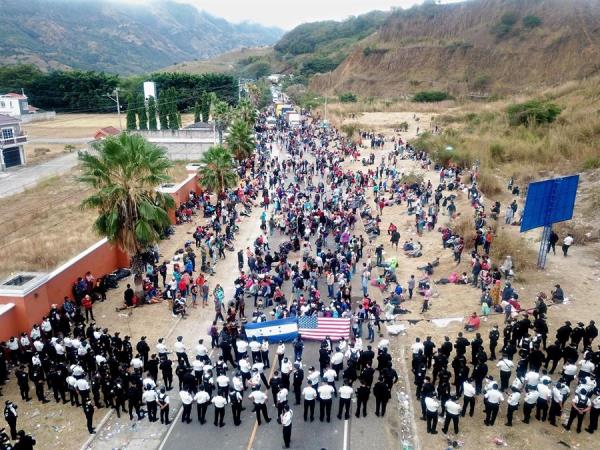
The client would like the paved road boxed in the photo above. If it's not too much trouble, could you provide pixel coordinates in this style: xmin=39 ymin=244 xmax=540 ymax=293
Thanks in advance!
xmin=0 ymin=152 xmax=79 ymax=198
xmin=160 ymin=141 xmax=396 ymax=450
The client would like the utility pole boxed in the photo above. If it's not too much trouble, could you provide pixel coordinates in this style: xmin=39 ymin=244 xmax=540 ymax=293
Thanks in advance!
xmin=107 ymin=88 xmax=122 ymax=131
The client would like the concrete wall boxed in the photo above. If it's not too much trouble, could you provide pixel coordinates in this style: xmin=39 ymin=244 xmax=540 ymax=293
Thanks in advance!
xmin=134 ymin=129 xmax=218 ymax=161
xmin=0 ymin=173 xmax=200 ymax=340
xmin=160 ymin=142 xmax=214 ymax=161
xmin=20 ymin=111 xmax=56 ymax=123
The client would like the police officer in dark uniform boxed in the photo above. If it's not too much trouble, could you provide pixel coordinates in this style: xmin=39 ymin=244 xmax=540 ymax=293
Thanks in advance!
xmin=136 ymin=337 xmax=150 ymax=370
xmin=15 ymin=367 xmax=30 ymax=402
xmin=3 ymin=401 xmax=17 ymax=440
xmin=159 ymin=357 xmax=173 ymax=390
xmin=83 ymin=399 xmax=95 ymax=434
xmin=292 ymin=363 xmax=304 ymax=405
xmin=157 ymin=387 xmax=170 ymax=425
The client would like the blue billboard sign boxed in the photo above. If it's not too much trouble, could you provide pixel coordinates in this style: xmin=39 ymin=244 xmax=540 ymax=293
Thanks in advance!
xmin=520 ymin=175 xmax=579 ymax=233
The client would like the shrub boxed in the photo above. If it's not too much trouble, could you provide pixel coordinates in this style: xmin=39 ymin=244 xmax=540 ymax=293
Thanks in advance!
xmin=413 ymin=91 xmax=452 ymax=102
xmin=490 ymin=230 xmax=537 ymax=276
xmin=338 ymin=92 xmax=357 ymax=103
xmin=489 ymin=143 xmax=506 ymax=163
xmin=363 ymin=46 xmax=389 ymax=57
xmin=506 ymin=100 xmax=562 ymax=126
xmin=582 ymin=157 xmax=600 ymax=170
xmin=341 ymin=123 xmax=359 ymax=138
xmin=476 ymin=170 xmax=502 ymax=196
xmin=522 ymin=15 xmax=542 ymax=28
xmin=64 ymin=144 xmax=76 ymax=153
xmin=493 ymin=12 xmax=519 ymax=38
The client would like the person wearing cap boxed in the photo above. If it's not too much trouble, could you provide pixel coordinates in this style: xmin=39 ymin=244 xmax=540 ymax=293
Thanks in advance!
xmin=174 ymin=336 xmax=190 ymax=368
xmin=211 ymin=392 xmax=228 ymax=427
xmin=565 ymin=388 xmax=591 ymax=433
xmin=337 ymin=381 xmax=353 ymax=420
xmin=249 ymin=337 xmax=261 ymax=363
xmin=535 ymin=378 xmax=551 ymax=422
xmin=3 ymin=400 xmax=17 ymax=440
xmin=142 ymin=384 xmax=158 ymax=422
xmin=292 ymin=362 xmax=304 ymax=405
xmin=425 ymin=392 xmax=440 ymax=434
xmin=521 ymin=385 xmax=539 ymax=424
xmin=179 ymin=388 xmax=193 ymax=424
xmin=302 ymin=380 xmax=317 ymax=421
xmin=193 ymin=386 xmax=210 ymax=424
xmin=83 ymin=399 xmax=95 ymax=434
xmin=136 ymin=336 xmax=150 ymax=370
xmin=504 ymin=386 xmax=521 ymax=426
xmin=280 ymin=404 xmax=293 ymax=448
xmin=585 ymin=388 xmax=600 ymax=433
xmin=548 ymin=382 xmax=564 ymax=426
xmin=249 ymin=387 xmax=271 ymax=425
xmin=157 ymin=386 xmax=170 ymax=425
xmin=483 ymin=383 xmax=504 ymax=426
xmin=317 ymin=380 xmax=334 ymax=422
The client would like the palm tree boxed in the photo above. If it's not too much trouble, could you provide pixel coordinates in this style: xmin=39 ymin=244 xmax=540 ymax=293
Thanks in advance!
xmin=78 ymin=134 xmax=175 ymax=280
xmin=235 ymin=98 xmax=257 ymax=127
xmin=198 ymin=145 xmax=238 ymax=195
xmin=210 ymin=99 xmax=231 ymax=144
xmin=226 ymin=119 xmax=256 ymax=162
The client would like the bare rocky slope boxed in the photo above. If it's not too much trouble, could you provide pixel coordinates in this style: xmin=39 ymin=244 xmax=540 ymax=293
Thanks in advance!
xmin=311 ymin=0 xmax=600 ymax=97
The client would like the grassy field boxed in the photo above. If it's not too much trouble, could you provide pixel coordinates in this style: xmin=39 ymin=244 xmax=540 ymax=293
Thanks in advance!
xmin=24 ymin=113 xmax=196 ymax=140
xmin=0 ymin=160 xmax=192 ymax=279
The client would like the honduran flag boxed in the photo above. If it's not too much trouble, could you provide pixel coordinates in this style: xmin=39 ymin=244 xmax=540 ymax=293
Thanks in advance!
xmin=245 ymin=317 xmax=299 ymax=343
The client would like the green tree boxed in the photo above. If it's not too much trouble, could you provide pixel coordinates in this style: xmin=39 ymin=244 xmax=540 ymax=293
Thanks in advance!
xmin=201 ymin=91 xmax=211 ymax=122
xmin=211 ymin=100 xmax=231 ymax=144
xmin=126 ymin=94 xmax=137 ymax=130
xmin=147 ymin=96 xmax=158 ymax=130
xmin=226 ymin=119 xmax=256 ymax=162
xmin=158 ymin=91 xmax=168 ymax=130
xmin=78 ymin=134 xmax=174 ymax=280
xmin=137 ymin=93 xmax=148 ymax=131
xmin=506 ymin=100 xmax=562 ymax=126
xmin=166 ymin=87 xmax=179 ymax=130
xmin=194 ymin=101 xmax=201 ymax=123
xmin=198 ymin=145 xmax=238 ymax=194
xmin=235 ymin=99 xmax=257 ymax=127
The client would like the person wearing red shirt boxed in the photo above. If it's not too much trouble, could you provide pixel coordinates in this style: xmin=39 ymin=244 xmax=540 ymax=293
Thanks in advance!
xmin=82 ymin=295 xmax=94 ymax=322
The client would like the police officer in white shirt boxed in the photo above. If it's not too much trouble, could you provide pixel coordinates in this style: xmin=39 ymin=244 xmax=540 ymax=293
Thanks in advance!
xmin=442 ymin=396 xmax=461 ymax=434
xmin=216 ymin=373 xmax=230 ymax=397
xmin=562 ymin=361 xmax=578 ymax=387
xmin=179 ymin=388 xmax=194 ymax=424
xmin=337 ymin=381 xmax=354 ymax=420
xmin=505 ymin=386 xmax=521 ymax=426
xmin=236 ymin=338 xmax=249 ymax=362
xmin=323 ymin=366 xmax=337 ymax=396
xmin=131 ymin=355 xmax=143 ymax=371
xmin=483 ymin=383 xmax=504 ymax=426
xmin=249 ymin=387 xmax=271 ymax=425
xmin=524 ymin=370 xmax=540 ymax=390
xmin=76 ymin=377 xmax=90 ymax=403
xmin=496 ymin=356 xmax=514 ymax=391
xmin=196 ymin=339 xmax=208 ymax=362
xmin=317 ymin=381 xmax=335 ymax=422
xmin=548 ymin=382 xmax=564 ymax=426
xmin=281 ymin=404 xmax=293 ymax=448
xmin=302 ymin=381 xmax=317 ymax=421
xmin=157 ymin=386 xmax=170 ymax=425
xmin=536 ymin=379 xmax=551 ymax=421
xmin=194 ymin=386 xmax=211 ymax=424
xmin=260 ymin=339 xmax=270 ymax=369
xmin=331 ymin=348 xmax=344 ymax=380
xmin=276 ymin=387 xmax=289 ymax=421
xmin=211 ymin=393 xmax=228 ymax=427
xmin=276 ymin=342 xmax=286 ymax=369
xmin=586 ymin=389 xmax=600 ymax=433
xmin=156 ymin=338 xmax=168 ymax=360
xmin=174 ymin=336 xmax=190 ymax=367
xmin=142 ymin=386 xmax=158 ymax=422
xmin=461 ymin=378 xmax=476 ymax=417
xmin=249 ymin=337 xmax=262 ymax=363
xmin=522 ymin=385 xmax=539 ymax=424
xmin=425 ymin=393 xmax=440 ymax=434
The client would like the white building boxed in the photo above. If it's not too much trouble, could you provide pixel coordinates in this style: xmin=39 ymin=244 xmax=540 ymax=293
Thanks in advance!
xmin=0 ymin=93 xmax=36 ymax=118
xmin=0 ymin=114 xmax=27 ymax=169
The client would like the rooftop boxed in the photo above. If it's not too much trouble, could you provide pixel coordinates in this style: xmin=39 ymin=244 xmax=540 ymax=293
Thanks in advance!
xmin=0 ymin=114 xmax=21 ymax=126
xmin=1 ymin=93 xmax=27 ymax=100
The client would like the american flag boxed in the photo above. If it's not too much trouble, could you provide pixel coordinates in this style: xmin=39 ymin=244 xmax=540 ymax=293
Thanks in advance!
xmin=297 ymin=316 xmax=351 ymax=341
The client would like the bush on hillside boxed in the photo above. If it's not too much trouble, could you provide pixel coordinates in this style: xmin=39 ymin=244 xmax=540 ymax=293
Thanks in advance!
xmin=412 ymin=91 xmax=452 ymax=102
xmin=489 ymin=143 xmax=506 ymax=163
xmin=476 ymin=170 xmax=502 ymax=196
xmin=338 ymin=92 xmax=358 ymax=103
xmin=363 ymin=46 xmax=389 ymax=57
xmin=582 ymin=157 xmax=600 ymax=170
xmin=506 ymin=100 xmax=562 ymax=126
xmin=522 ymin=15 xmax=542 ymax=28
xmin=493 ymin=12 xmax=519 ymax=38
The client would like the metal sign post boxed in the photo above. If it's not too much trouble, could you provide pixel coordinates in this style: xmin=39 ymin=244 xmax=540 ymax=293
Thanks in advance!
xmin=520 ymin=175 xmax=579 ymax=270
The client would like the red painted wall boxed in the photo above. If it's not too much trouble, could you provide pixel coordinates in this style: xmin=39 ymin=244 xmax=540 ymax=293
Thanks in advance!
xmin=0 ymin=175 xmax=199 ymax=340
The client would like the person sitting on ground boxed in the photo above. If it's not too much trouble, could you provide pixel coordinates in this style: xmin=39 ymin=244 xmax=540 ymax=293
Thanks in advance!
xmin=551 ymin=284 xmax=565 ymax=303
xmin=464 ymin=312 xmax=481 ymax=332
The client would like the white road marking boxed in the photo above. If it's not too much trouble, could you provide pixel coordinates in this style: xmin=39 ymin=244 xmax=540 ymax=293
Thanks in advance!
xmin=343 ymin=418 xmax=349 ymax=450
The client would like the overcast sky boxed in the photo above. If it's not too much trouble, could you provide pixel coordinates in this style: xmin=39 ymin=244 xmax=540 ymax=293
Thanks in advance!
xmin=125 ymin=0 xmax=459 ymax=29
